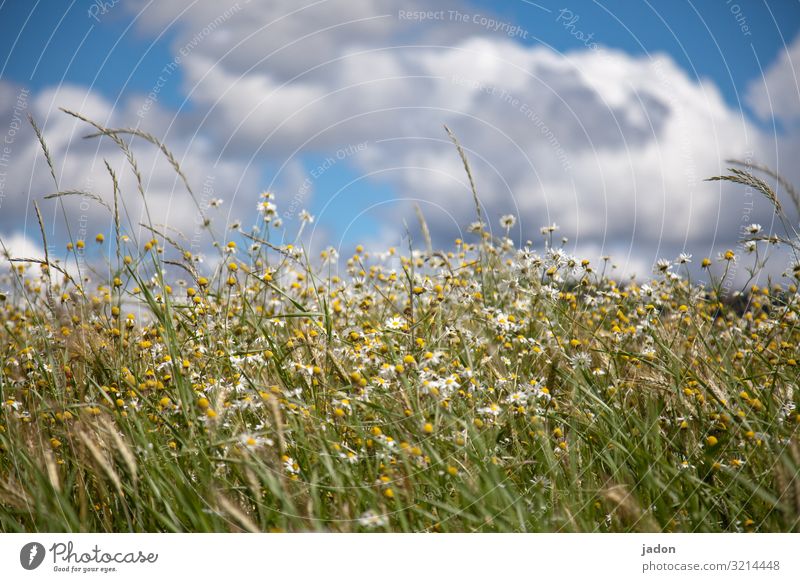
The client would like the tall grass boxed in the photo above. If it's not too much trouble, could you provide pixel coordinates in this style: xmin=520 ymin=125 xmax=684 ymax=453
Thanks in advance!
xmin=0 ymin=113 xmax=798 ymax=532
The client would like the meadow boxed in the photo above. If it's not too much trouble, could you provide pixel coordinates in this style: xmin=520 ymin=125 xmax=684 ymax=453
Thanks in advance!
xmin=0 ymin=113 xmax=798 ymax=532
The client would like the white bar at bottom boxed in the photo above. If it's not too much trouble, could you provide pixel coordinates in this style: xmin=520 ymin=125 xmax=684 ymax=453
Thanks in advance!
xmin=0 ymin=533 xmax=796 ymax=581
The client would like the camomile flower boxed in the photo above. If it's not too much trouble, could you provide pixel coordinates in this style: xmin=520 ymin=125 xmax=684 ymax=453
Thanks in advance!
xmin=239 ymin=433 xmax=272 ymax=450
xmin=320 ymin=246 xmax=339 ymax=265
xmin=358 ymin=510 xmax=387 ymax=528
xmin=478 ymin=403 xmax=502 ymax=417
xmin=505 ymin=391 xmax=528 ymax=404
xmin=530 ymin=382 xmax=551 ymax=402
xmin=338 ymin=448 xmax=359 ymax=463
xmin=258 ymin=200 xmax=277 ymax=220
xmin=385 ymin=316 xmax=405 ymax=330
xmin=423 ymin=351 xmax=443 ymax=365
xmin=746 ymin=223 xmax=762 ymax=234
xmin=654 ymin=259 xmax=672 ymax=273
xmin=570 ymin=351 xmax=592 ymax=368
xmin=499 ymin=214 xmax=516 ymax=229
xmin=495 ymin=311 xmax=515 ymax=331
xmin=283 ymin=455 xmax=300 ymax=475
xmin=299 ymin=210 xmax=315 ymax=223
xmin=676 ymin=253 xmax=692 ymax=264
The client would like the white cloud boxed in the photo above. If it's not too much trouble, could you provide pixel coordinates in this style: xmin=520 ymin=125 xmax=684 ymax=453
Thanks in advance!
xmin=747 ymin=34 xmax=800 ymax=124
xmin=0 ymin=233 xmax=44 ymax=262
xmin=2 ymin=0 xmax=798 ymax=281
xmin=124 ymin=0 xmax=785 ymax=262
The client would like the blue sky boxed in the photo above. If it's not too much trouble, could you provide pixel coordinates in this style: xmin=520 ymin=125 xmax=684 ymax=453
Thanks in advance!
xmin=1 ymin=1 xmax=180 ymax=105
xmin=3 ymin=1 xmax=798 ymax=115
xmin=1 ymin=0 xmax=799 ymax=278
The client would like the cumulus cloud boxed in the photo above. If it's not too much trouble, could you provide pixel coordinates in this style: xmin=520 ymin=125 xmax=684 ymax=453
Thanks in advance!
xmin=747 ymin=33 xmax=800 ymax=125
xmin=2 ymin=0 xmax=798 ymax=281
xmin=124 ymin=1 xmax=790 ymax=262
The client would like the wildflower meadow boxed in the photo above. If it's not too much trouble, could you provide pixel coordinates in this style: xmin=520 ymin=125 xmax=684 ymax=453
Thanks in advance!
xmin=1 ymin=113 xmax=798 ymax=534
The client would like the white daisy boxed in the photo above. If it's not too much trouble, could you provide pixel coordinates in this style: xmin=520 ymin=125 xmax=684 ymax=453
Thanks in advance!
xmin=499 ymin=214 xmax=516 ymax=229
xmin=385 ymin=316 xmax=404 ymax=330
